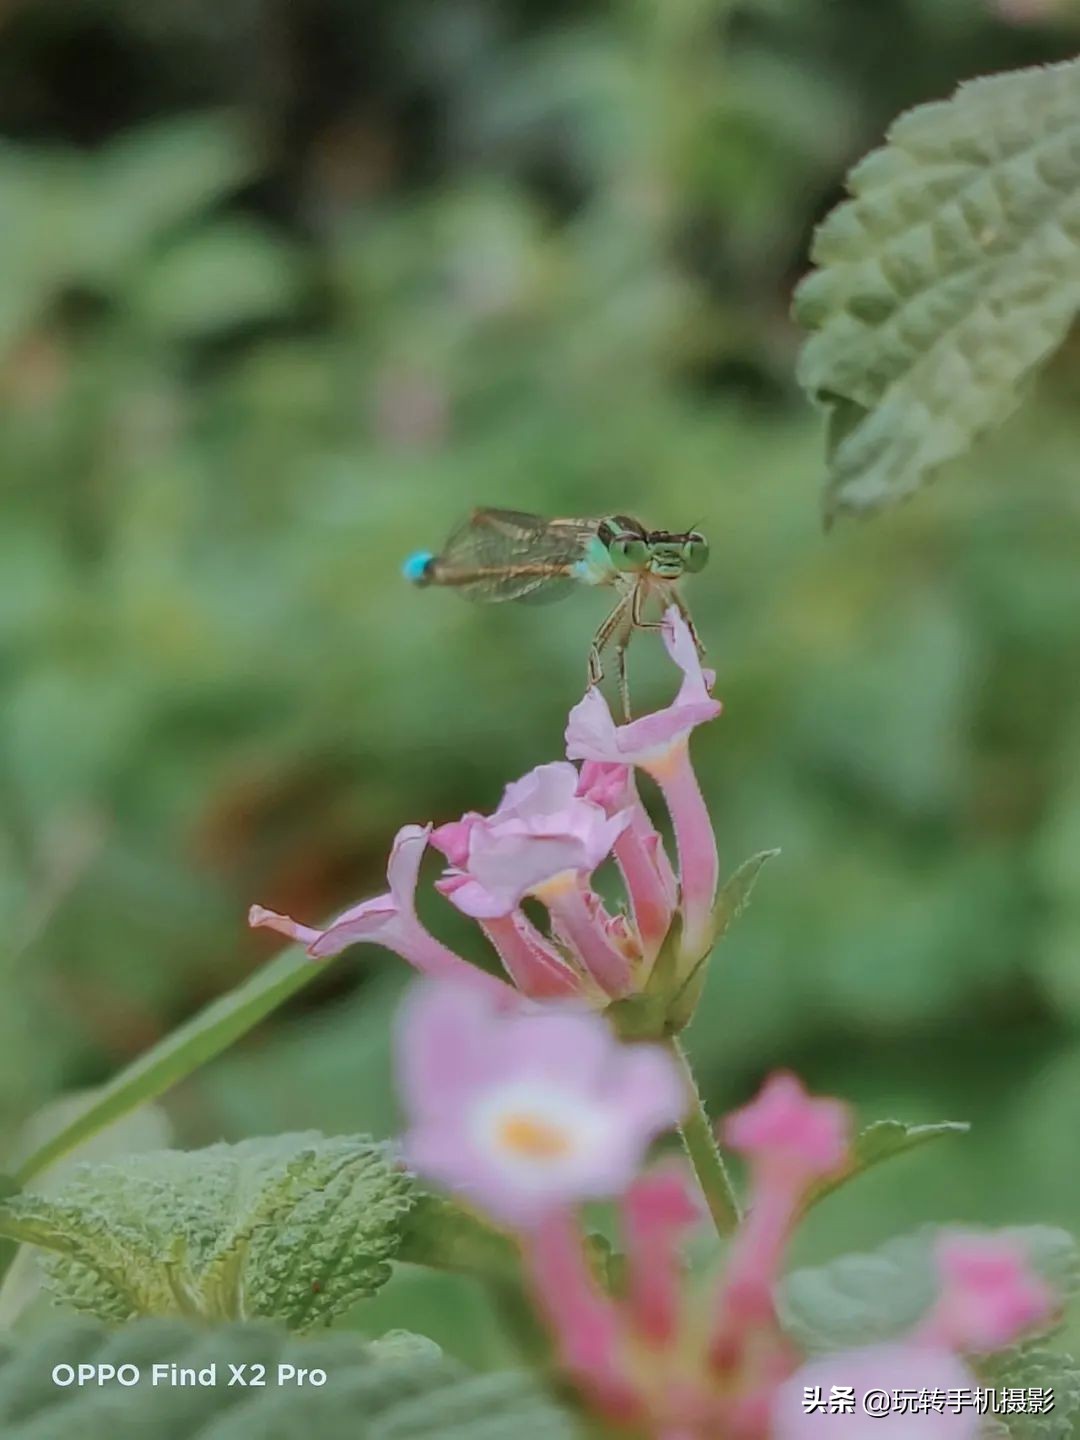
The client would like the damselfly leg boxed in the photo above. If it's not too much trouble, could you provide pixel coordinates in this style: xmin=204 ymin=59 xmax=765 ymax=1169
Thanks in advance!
xmin=589 ymin=581 xmax=708 ymax=720
xmin=669 ymin=588 xmax=707 ymax=660
xmin=588 ymin=593 xmax=634 ymax=719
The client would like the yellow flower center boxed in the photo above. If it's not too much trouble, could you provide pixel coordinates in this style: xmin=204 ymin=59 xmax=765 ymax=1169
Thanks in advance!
xmin=496 ymin=1112 xmax=575 ymax=1160
xmin=531 ymin=869 xmax=578 ymax=903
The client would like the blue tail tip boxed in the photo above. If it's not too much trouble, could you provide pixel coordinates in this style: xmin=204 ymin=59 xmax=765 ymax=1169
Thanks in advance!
xmin=403 ymin=550 xmax=435 ymax=585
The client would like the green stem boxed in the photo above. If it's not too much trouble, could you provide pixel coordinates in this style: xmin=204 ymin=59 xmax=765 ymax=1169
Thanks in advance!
xmin=488 ymin=1276 xmax=557 ymax=1369
xmin=668 ymin=1037 xmax=741 ymax=1236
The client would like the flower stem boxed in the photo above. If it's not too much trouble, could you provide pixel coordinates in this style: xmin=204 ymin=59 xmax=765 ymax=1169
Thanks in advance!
xmin=488 ymin=1276 xmax=558 ymax=1369
xmin=667 ymin=1037 xmax=741 ymax=1237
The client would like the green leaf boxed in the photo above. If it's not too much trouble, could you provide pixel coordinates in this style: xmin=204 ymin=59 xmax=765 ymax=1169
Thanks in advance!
xmin=0 ymin=1317 xmax=579 ymax=1440
xmin=978 ymin=1345 xmax=1080 ymax=1440
xmin=366 ymin=1329 xmax=445 ymax=1365
xmin=709 ymin=849 xmax=781 ymax=946
xmin=130 ymin=220 xmax=306 ymax=337
xmin=662 ymin=849 xmax=780 ymax=1031
xmin=0 ymin=1134 xmax=415 ymax=1330
xmin=0 ymin=112 xmax=256 ymax=354
xmin=0 ymin=1095 xmax=173 ymax=1327
xmin=794 ymin=59 xmax=1080 ymax=520
xmin=779 ymin=1225 xmax=1079 ymax=1354
xmin=803 ymin=1118 xmax=970 ymax=1209
xmin=13 ymin=936 xmax=331 ymax=1188
xmin=82 ymin=112 xmax=257 ymax=282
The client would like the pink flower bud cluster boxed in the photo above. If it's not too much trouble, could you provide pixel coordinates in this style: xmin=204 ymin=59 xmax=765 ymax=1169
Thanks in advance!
xmin=249 ymin=610 xmax=721 ymax=1011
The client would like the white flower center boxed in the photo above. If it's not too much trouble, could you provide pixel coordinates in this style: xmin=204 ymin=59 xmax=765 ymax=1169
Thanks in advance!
xmin=470 ymin=1083 xmax=608 ymax=1188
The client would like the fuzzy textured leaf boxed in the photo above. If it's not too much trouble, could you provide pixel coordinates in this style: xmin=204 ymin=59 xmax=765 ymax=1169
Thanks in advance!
xmin=0 ymin=1134 xmax=415 ymax=1330
xmin=779 ymin=1224 xmax=1079 ymax=1354
xmin=0 ymin=1317 xmax=578 ymax=1440
xmin=803 ymin=1118 xmax=970 ymax=1209
xmin=979 ymin=1345 xmax=1080 ymax=1440
xmin=795 ymin=59 xmax=1080 ymax=519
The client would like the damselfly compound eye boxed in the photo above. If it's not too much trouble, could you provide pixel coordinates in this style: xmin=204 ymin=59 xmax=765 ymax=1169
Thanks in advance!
xmin=681 ymin=534 xmax=709 ymax=574
xmin=609 ymin=534 xmax=649 ymax=571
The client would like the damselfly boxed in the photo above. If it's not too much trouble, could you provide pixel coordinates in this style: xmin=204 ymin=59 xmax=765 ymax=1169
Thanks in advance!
xmin=403 ymin=509 xmax=708 ymax=718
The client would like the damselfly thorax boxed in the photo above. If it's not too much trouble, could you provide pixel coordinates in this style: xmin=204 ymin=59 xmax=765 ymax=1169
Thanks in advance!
xmin=403 ymin=509 xmax=708 ymax=718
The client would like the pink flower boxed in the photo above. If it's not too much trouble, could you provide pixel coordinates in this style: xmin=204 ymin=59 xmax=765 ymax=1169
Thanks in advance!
xmin=622 ymin=1164 xmax=702 ymax=1345
xmin=433 ymin=762 xmax=636 ymax=997
xmin=249 ymin=824 xmax=510 ymax=1002
xmin=395 ymin=981 xmax=687 ymax=1228
xmin=249 ymin=604 xmax=729 ymax=1022
xmin=712 ymin=1075 xmax=850 ymax=1361
xmin=432 ymin=762 xmax=631 ymax=919
xmin=524 ymin=1209 xmax=643 ymax=1423
xmin=917 ymin=1233 xmax=1056 ymax=1353
xmin=566 ymin=610 xmax=721 ymax=960
xmin=578 ymin=761 xmax=678 ymax=962
xmin=723 ymin=1072 xmax=850 ymax=1188
xmin=773 ymin=1344 xmax=980 ymax=1438
xmin=519 ymin=1164 xmax=722 ymax=1430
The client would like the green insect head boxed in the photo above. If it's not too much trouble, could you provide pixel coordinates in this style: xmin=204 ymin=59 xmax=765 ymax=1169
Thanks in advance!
xmin=599 ymin=516 xmax=709 ymax=580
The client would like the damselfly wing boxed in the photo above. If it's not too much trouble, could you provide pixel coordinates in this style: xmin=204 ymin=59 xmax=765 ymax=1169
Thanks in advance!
xmin=404 ymin=509 xmax=599 ymax=603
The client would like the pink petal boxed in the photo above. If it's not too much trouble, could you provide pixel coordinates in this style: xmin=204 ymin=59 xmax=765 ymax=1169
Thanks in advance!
xmin=565 ymin=611 xmax=722 ymax=770
xmin=609 ymin=1040 xmax=688 ymax=1136
xmin=610 ymin=807 xmax=677 ymax=961
xmin=649 ymin=742 xmax=717 ymax=961
xmin=395 ymin=982 xmax=510 ymax=1121
xmin=543 ymin=882 xmax=634 ymax=996
xmin=444 ymin=829 xmax=615 ymax=919
xmin=247 ymin=904 xmax=322 ymax=951
xmin=724 ymin=1072 xmax=850 ymax=1184
xmin=564 ymin=688 xmax=621 ymax=762
xmin=487 ymin=1007 xmax=624 ymax=1091
xmin=429 ymin=814 xmax=481 ymax=867
xmin=524 ymin=1209 xmax=642 ymax=1423
xmin=918 ymin=1233 xmax=1056 ymax=1352
xmin=773 ymin=1345 xmax=980 ymax=1438
xmin=663 ymin=608 xmax=716 ymax=704
xmin=623 ymin=1164 xmax=702 ymax=1344
xmin=498 ymin=762 xmax=580 ymax=819
xmin=576 ymin=760 xmax=633 ymax=813
xmin=386 ymin=823 xmax=434 ymax=911
xmin=480 ymin=913 xmax=586 ymax=999
xmin=308 ymin=895 xmax=401 ymax=957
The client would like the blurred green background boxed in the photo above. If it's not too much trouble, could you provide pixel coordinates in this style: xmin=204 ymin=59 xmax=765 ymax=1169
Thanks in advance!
xmin=3 ymin=0 xmax=1080 ymax=1362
